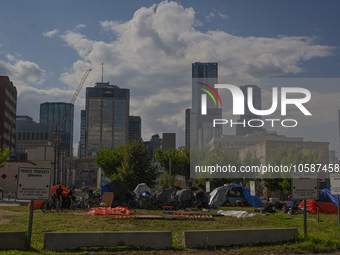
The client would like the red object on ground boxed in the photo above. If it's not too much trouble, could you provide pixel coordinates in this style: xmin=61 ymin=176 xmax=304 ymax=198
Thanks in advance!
xmin=27 ymin=184 xmax=68 ymax=210
xmin=173 ymin=212 xmax=198 ymax=215
xmin=87 ymin=206 xmax=135 ymax=216
xmin=298 ymin=200 xmax=338 ymax=214
xmin=236 ymin=201 xmax=246 ymax=207
xmin=162 ymin=206 xmax=173 ymax=210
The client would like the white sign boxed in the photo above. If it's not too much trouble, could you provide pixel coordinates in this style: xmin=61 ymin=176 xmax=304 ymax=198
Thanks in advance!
xmin=206 ymin=181 xmax=210 ymax=193
xmin=17 ymin=168 xmax=51 ymax=200
xmin=330 ymin=174 xmax=340 ymax=195
xmin=292 ymin=172 xmax=318 ymax=200
xmin=250 ymin=181 xmax=255 ymax=196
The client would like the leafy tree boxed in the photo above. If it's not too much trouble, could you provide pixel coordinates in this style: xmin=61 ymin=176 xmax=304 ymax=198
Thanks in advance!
xmin=264 ymin=145 xmax=321 ymax=199
xmin=155 ymin=146 xmax=190 ymax=189
xmin=114 ymin=138 xmax=158 ymax=191
xmin=0 ymin=143 xmax=10 ymax=169
xmin=94 ymin=145 xmax=125 ymax=178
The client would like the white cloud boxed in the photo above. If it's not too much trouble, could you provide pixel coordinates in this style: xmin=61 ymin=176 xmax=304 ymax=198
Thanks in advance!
xmin=217 ymin=11 xmax=229 ymax=20
xmin=55 ymin=1 xmax=334 ymax=145
xmin=206 ymin=12 xmax=215 ymax=22
xmin=42 ymin=29 xmax=59 ymax=38
xmin=75 ymin=24 xmax=86 ymax=29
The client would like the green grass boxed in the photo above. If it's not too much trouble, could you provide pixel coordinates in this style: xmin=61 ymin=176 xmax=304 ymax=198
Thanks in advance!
xmin=0 ymin=206 xmax=340 ymax=254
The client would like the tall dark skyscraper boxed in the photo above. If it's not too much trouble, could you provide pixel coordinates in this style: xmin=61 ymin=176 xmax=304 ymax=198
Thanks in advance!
xmin=85 ymin=82 xmax=129 ymax=157
xmin=191 ymin=62 xmax=218 ymax=109
xmin=235 ymin=84 xmax=262 ymax=135
xmin=186 ymin=62 xmax=222 ymax=148
xmin=128 ymin=116 xmax=141 ymax=140
xmin=78 ymin=110 xmax=86 ymax=158
xmin=0 ymin=76 xmax=17 ymax=153
xmin=40 ymin=102 xmax=74 ymax=157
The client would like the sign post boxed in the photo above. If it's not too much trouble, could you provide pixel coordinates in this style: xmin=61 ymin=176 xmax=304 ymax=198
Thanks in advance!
xmin=330 ymin=174 xmax=340 ymax=228
xmin=292 ymin=172 xmax=318 ymax=236
xmin=16 ymin=167 xmax=51 ymax=250
xmin=206 ymin=181 xmax=210 ymax=193
xmin=250 ymin=181 xmax=255 ymax=212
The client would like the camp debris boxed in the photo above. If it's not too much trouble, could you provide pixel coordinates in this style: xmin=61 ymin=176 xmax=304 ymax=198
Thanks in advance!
xmin=217 ymin=210 xmax=256 ymax=218
xmin=87 ymin=206 xmax=135 ymax=216
xmin=134 ymin=183 xmax=151 ymax=198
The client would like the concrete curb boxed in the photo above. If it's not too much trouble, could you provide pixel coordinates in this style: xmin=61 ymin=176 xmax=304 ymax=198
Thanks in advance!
xmin=182 ymin=228 xmax=298 ymax=248
xmin=44 ymin=231 xmax=172 ymax=251
xmin=0 ymin=231 xmax=27 ymax=250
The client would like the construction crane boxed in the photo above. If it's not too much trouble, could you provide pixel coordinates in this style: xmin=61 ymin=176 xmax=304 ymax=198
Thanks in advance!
xmin=48 ymin=69 xmax=92 ymax=145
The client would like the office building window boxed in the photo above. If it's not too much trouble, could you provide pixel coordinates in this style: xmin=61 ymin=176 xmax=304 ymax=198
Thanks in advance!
xmin=32 ymin=133 xmax=34 ymax=140
xmin=23 ymin=133 xmax=26 ymax=140
xmin=18 ymin=133 xmax=21 ymax=140
xmin=45 ymin=133 xmax=48 ymax=140
xmin=41 ymin=133 xmax=44 ymax=140
xmin=27 ymin=133 xmax=30 ymax=140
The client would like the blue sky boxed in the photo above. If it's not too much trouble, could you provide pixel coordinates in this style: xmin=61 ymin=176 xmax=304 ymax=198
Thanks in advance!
xmin=1 ymin=1 xmax=340 ymax=155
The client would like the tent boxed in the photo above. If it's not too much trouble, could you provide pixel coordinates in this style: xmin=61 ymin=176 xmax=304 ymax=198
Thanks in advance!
xmin=209 ymin=183 xmax=262 ymax=208
xmin=134 ymin=183 xmax=151 ymax=197
xmin=28 ymin=184 xmax=68 ymax=210
xmin=104 ymin=180 xmax=130 ymax=200
xmin=320 ymin=188 xmax=339 ymax=207
xmin=298 ymin=200 xmax=338 ymax=214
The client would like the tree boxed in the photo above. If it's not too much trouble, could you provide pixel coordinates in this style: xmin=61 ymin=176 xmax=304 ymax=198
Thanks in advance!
xmin=94 ymin=145 xmax=125 ymax=178
xmin=155 ymin=146 xmax=190 ymax=189
xmin=0 ymin=138 xmax=10 ymax=169
xmin=264 ymin=145 xmax=321 ymax=199
xmin=114 ymin=138 xmax=158 ymax=191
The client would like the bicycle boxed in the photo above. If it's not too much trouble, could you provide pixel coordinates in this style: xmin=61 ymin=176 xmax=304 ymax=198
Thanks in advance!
xmin=41 ymin=197 xmax=53 ymax=213
xmin=55 ymin=195 xmax=63 ymax=213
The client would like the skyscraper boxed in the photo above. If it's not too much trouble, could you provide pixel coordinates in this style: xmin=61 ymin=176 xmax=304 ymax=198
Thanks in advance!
xmin=0 ymin=76 xmax=17 ymax=153
xmin=85 ymin=82 xmax=129 ymax=157
xmin=78 ymin=110 xmax=86 ymax=158
xmin=191 ymin=62 xmax=218 ymax=109
xmin=128 ymin=116 xmax=141 ymax=140
xmin=186 ymin=62 xmax=222 ymax=148
xmin=235 ymin=84 xmax=262 ymax=135
xmin=40 ymin=102 xmax=74 ymax=157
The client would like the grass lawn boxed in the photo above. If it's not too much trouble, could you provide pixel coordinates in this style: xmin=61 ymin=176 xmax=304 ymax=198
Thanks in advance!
xmin=0 ymin=205 xmax=340 ymax=254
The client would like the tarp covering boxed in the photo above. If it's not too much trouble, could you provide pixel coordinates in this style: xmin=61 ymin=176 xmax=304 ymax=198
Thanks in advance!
xmin=147 ymin=187 xmax=195 ymax=209
xmin=321 ymin=188 xmax=339 ymax=207
xmin=209 ymin=183 xmax=262 ymax=208
xmin=87 ymin=206 xmax=135 ymax=216
xmin=28 ymin=184 xmax=68 ymax=210
xmin=105 ymin=180 xmax=130 ymax=200
xmin=134 ymin=183 xmax=151 ymax=197
xmin=298 ymin=200 xmax=338 ymax=214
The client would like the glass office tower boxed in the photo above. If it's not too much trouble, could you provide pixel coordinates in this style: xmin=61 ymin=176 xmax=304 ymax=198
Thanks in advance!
xmin=39 ymin=102 xmax=74 ymax=157
xmin=85 ymin=82 xmax=129 ymax=157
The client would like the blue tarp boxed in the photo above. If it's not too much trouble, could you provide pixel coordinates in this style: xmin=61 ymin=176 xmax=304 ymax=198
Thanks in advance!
xmin=101 ymin=185 xmax=111 ymax=199
xmin=234 ymin=184 xmax=263 ymax=207
xmin=321 ymin=188 xmax=338 ymax=207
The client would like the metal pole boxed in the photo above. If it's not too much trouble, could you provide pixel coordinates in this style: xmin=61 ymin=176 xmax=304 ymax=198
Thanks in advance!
xmin=253 ymin=196 xmax=255 ymax=212
xmin=27 ymin=200 xmax=34 ymax=249
xmin=169 ymin=157 xmax=171 ymax=188
xmin=304 ymin=199 xmax=307 ymax=236
xmin=317 ymin=207 xmax=320 ymax=223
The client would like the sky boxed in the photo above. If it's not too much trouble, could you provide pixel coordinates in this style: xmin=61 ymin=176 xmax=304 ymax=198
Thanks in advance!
xmin=1 ymin=1 xmax=340 ymax=156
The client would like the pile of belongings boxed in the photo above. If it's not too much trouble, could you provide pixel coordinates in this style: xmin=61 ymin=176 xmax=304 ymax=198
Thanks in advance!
xmin=87 ymin=206 xmax=135 ymax=216
xmin=147 ymin=187 xmax=207 ymax=210
xmin=217 ymin=210 xmax=256 ymax=218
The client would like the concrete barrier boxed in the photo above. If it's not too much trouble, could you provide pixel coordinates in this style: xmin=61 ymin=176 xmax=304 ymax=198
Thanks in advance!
xmin=0 ymin=231 xmax=27 ymax=250
xmin=182 ymin=228 xmax=298 ymax=248
xmin=45 ymin=231 xmax=172 ymax=251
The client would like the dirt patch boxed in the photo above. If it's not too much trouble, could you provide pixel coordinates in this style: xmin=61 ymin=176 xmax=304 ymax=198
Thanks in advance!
xmin=0 ymin=208 xmax=25 ymax=225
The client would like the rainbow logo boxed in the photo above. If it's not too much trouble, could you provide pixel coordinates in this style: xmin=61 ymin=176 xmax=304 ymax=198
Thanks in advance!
xmin=197 ymin=82 xmax=222 ymax=106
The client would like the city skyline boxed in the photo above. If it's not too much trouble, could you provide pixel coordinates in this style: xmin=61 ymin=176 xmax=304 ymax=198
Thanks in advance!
xmin=1 ymin=1 xmax=340 ymax=155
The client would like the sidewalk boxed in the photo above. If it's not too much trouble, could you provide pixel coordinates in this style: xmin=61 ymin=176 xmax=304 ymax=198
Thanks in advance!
xmin=0 ymin=198 xmax=29 ymax=206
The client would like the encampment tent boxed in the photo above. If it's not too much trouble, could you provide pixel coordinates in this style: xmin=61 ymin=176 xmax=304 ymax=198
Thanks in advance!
xmin=104 ymin=180 xmax=130 ymax=200
xmin=134 ymin=183 xmax=151 ymax=197
xmin=209 ymin=183 xmax=262 ymax=208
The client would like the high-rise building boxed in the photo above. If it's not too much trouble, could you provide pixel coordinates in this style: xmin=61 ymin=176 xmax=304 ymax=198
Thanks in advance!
xmin=144 ymin=134 xmax=162 ymax=161
xmin=235 ymin=84 xmax=263 ymax=135
xmin=0 ymin=76 xmax=17 ymax=153
xmin=39 ymin=102 xmax=74 ymax=157
xmin=186 ymin=62 xmax=222 ymax=148
xmin=85 ymin=82 xmax=129 ymax=157
xmin=191 ymin=62 xmax=218 ymax=109
xmin=78 ymin=110 xmax=86 ymax=158
xmin=16 ymin=115 xmax=55 ymax=153
xmin=162 ymin=133 xmax=176 ymax=151
xmin=129 ymin=116 xmax=141 ymax=140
